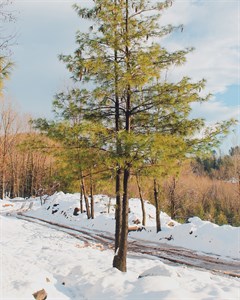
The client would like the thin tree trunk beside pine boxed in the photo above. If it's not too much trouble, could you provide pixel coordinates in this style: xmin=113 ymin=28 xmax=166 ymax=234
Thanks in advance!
xmin=154 ymin=178 xmax=161 ymax=233
xmin=80 ymin=180 xmax=83 ymax=213
xmin=169 ymin=176 xmax=177 ymax=220
xmin=81 ymin=172 xmax=91 ymax=219
xmin=90 ymin=169 xmax=94 ymax=219
xmin=136 ymin=174 xmax=146 ymax=226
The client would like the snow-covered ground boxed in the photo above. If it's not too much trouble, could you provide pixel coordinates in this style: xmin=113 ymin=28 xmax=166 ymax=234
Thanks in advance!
xmin=7 ymin=192 xmax=240 ymax=260
xmin=1 ymin=193 xmax=240 ymax=299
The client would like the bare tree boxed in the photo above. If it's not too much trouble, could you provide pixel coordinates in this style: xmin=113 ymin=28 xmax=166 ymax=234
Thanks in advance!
xmin=0 ymin=0 xmax=17 ymax=53
xmin=0 ymin=97 xmax=19 ymax=198
xmin=230 ymin=146 xmax=240 ymax=198
xmin=135 ymin=174 xmax=146 ymax=226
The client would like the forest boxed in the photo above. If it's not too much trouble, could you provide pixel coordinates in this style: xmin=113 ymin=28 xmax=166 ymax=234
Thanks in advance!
xmin=0 ymin=108 xmax=239 ymax=227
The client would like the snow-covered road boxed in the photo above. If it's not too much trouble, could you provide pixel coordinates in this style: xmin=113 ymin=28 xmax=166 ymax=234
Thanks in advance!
xmin=16 ymin=213 xmax=240 ymax=278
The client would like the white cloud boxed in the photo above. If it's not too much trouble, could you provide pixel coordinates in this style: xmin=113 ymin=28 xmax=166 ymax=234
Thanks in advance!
xmin=159 ymin=0 xmax=239 ymax=149
xmin=190 ymin=97 xmax=240 ymax=153
xmin=191 ymin=98 xmax=240 ymax=123
xmin=5 ymin=0 xmax=240 ymax=126
xmin=160 ymin=0 xmax=239 ymax=95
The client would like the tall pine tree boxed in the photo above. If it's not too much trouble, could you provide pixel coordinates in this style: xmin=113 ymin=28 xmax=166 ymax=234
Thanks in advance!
xmin=36 ymin=0 xmax=234 ymax=272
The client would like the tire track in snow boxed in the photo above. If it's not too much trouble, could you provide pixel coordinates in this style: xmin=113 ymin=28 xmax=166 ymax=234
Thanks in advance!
xmin=14 ymin=213 xmax=240 ymax=278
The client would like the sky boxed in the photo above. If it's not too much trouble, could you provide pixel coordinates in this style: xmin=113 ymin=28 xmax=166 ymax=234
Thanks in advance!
xmin=3 ymin=0 xmax=240 ymax=152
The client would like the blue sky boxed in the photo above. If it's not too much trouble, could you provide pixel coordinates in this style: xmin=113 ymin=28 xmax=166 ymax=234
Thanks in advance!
xmin=3 ymin=0 xmax=240 ymax=152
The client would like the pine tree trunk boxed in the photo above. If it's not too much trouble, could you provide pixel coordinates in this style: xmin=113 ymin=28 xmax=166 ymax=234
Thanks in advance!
xmin=154 ymin=178 xmax=161 ymax=233
xmin=136 ymin=174 xmax=146 ymax=226
xmin=115 ymin=167 xmax=122 ymax=251
xmin=113 ymin=166 xmax=130 ymax=272
xmin=113 ymin=0 xmax=131 ymax=272
xmin=113 ymin=0 xmax=122 ymax=253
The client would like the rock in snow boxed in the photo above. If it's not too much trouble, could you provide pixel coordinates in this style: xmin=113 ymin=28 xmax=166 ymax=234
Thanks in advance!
xmin=32 ymin=289 xmax=47 ymax=300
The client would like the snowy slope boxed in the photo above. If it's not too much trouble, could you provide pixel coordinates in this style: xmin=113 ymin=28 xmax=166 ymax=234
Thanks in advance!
xmin=6 ymin=192 xmax=239 ymax=260
xmin=1 ymin=214 xmax=239 ymax=300
xmin=1 ymin=193 xmax=240 ymax=299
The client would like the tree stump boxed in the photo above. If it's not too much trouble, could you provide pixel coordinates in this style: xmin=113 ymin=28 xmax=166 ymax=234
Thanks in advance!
xmin=73 ymin=207 xmax=80 ymax=216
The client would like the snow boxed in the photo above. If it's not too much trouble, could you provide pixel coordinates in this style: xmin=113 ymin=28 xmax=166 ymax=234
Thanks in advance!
xmin=1 ymin=193 xmax=240 ymax=299
xmin=5 ymin=193 xmax=239 ymax=260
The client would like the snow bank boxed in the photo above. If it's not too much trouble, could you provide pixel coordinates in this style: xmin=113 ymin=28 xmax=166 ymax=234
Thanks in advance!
xmin=15 ymin=192 xmax=240 ymax=260
xmin=0 ymin=199 xmax=24 ymax=212
xmin=1 ymin=214 xmax=239 ymax=300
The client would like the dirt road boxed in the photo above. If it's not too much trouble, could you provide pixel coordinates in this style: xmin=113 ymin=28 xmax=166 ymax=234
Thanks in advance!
xmin=14 ymin=213 xmax=240 ymax=278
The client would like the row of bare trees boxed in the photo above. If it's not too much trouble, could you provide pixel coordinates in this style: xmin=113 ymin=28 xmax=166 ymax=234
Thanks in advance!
xmin=71 ymin=158 xmax=240 ymax=227
xmin=0 ymin=97 xmax=238 ymax=226
xmin=122 ymin=161 xmax=240 ymax=226
xmin=162 ymin=169 xmax=240 ymax=226
xmin=0 ymin=98 xmax=57 ymax=199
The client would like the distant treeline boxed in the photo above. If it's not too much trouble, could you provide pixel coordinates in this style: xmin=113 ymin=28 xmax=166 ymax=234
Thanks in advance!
xmin=0 ymin=102 xmax=239 ymax=226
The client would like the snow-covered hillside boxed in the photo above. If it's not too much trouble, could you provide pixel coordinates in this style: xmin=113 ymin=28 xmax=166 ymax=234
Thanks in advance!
xmin=5 ymin=192 xmax=239 ymax=259
xmin=1 ymin=193 xmax=240 ymax=299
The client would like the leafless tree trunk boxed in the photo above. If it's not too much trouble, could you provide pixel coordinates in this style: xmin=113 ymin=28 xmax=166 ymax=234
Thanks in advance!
xmin=79 ymin=179 xmax=83 ymax=213
xmin=90 ymin=168 xmax=94 ymax=219
xmin=154 ymin=178 xmax=161 ymax=233
xmin=0 ymin=97 xmax=18 ymax=198
xmin=0 ymin=0 xmax=17 ymax=54
xmin=81 ymin=171 xmax=91 ymax=219
xmin=136 ymin=174 xmax=146 ymax=226
xmin=169 ymin=176 xmax=178 ymax=220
